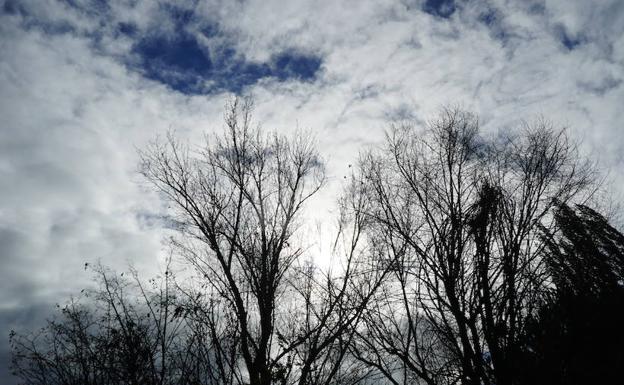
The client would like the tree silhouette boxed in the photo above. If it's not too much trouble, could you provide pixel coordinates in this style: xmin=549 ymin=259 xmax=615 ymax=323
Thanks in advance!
xmin=9 ymin=264 xmax=202 ymax=385
xmin=11 ymin=98 xmax=393 ymax=385
xmin=139 ymin=97 xmax=389 ymax=385
xmin=516 ymin=203 xmax=624 ymax=385
xmin=12 ymin=103 xmax=623 ymax=385
xmin=348 ymin=109 xmax=594 ymax=385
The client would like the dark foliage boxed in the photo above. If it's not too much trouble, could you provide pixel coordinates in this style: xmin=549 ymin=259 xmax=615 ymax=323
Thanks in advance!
xmin=516 ymin=204 xmax=624 ymax=385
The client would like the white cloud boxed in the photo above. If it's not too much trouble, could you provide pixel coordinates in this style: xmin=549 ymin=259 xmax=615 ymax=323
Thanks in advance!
xmin=1 ymin=0 xmax=624 ymax=382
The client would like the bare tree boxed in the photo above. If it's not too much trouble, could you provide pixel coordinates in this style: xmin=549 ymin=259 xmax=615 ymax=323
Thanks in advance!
xmin=12 ymin=97 xmax=393 ymax=385
xmin=141 ymin=97 xmax=379 ymax=385
xmin=14 ymin=100 xmax=602 ymax=385
xmin=9 ymin=263 xmax=190 ymax=385
xmin=174 ymin=286 xmax=242 ymax=385
xmin=273 ymin=181 xmax=391 ymax=385
xmin=349 ymin=108 xmax=594 ymax=385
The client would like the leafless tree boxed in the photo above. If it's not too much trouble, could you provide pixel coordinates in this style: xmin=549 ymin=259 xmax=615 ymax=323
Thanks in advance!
xmin=271 ymin=180 xmax=391 ymax=385
xmin=11 ymin=97 xmax=395 ymax=385
xmin=173 ymin=286 xmax=241 ymax=385
xmin=139 ymin=97 xmax=390 ymax=385
xmin=13 ymin=101 xmax=600 ymax=385
xmin=349 ymin=108 xmax=594 ymax=385
xmin=9 ymin=263 xmax=191 ymax=385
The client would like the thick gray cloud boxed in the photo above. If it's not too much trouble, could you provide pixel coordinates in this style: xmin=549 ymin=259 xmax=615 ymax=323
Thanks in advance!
xmin=1 ymin=0 xmax=624 ymax=382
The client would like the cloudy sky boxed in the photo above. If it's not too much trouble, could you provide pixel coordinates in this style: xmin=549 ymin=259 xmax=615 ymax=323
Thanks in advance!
xmin=1 ymin=0 xmax=624 ymax=381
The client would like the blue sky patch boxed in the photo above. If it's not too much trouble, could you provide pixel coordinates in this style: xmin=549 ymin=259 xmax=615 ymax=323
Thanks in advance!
xmin=116 ymin=22 xmax=138 ymax=38
xmin=3 ymin=1 xmax=322 ymax=95
xmin=136 ymin=34 xmax=211 ymax=76
xmin=2 ymin=0 xmax=25 ymax=16
xmin=553 ymin=24 xmax=583 ymax=51
xmin=560 ymin=30 xmax=582 ymax=50
xmin=272 ymin=53 xmax=322 ymax=81
xmin=132 ymin=29 xmax=322 ymax=95
xmin=127 ymin=3 xmax=322 ymax=94
xmin=423 ymin=0 xmax=456 ymax=18
xmin=478 ymin=8 xmax=515 ymax=45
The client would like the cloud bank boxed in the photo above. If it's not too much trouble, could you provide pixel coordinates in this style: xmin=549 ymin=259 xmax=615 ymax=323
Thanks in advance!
xmin=1 ymin=0 xmax=624 ymax=382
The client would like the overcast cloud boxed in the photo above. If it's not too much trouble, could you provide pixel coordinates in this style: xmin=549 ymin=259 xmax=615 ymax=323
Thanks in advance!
xmin=1 ymin=0 xmax=624 ymax=382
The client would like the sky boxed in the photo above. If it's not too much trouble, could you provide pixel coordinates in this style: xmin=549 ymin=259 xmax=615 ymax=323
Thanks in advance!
xmin=1 ymin=0 xmax=624 ymax=382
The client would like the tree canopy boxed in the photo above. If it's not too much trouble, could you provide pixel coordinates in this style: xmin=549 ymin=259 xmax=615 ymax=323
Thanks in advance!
xmin=10 ymin=102 xmax=624 ymax=385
